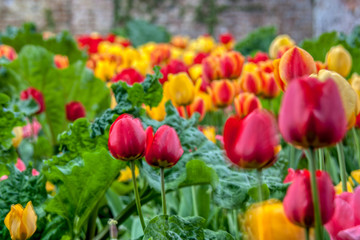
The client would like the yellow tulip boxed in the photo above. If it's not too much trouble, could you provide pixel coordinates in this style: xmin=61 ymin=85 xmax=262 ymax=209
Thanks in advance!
xmin=188 ymin=36 xmax=216 ymax=53
xmin=269 ymin=35 xmax=295 ymax=59
xmin=183 ymin=51 xmax=195 ymax=66
xmin=45 ymin=181 xmax=56 ymax=194
xmin=201 ymin=126 xmax=216 ymax=143
xmin=188 ymin=64 xmax=203 ymax=81
xmin=326 ymin=45 xmax=352 ymax=77
xmin=94 ymin=59 xmax=117 ymax=81
xmin=146 ymin=96 xmax=167 ymax=121
xmin=197 ymin=91 xmax=213 ymax=112
xmin=163 ymin=73 xmax=199 ymax=106
xmin=335 ymin=179 xmax=354 ymax=194
xmin=118 ymin=166 xmax=139 ymax=182
xmin=4 ymin=201 xmax=37 ymax=240
xmin=242 ymin=199 xmax=310 ymax=240
xmin=315 ymin=69 xmax=359 ymax=128
xmin=12 ymin=127 xmax=23 ymax=148
xmin=351 ymin=169 xmax=360 ymax=184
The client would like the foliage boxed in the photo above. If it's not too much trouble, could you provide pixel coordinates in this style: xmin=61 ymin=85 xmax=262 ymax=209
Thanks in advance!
xmin=234 ymin=26 xmax=277 ymax=56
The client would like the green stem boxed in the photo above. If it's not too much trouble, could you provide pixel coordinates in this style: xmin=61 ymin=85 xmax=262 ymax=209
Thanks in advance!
xmin=318 ymin=148 xmax=325 ymax=171
xmin=289 ymin=145 xmax=296 ymax=169
xmin=307 ymin=148 xmax=323 ymax=240
xmin=130 ymin=161 xmax=146 ymax=230
xmin=192 ymin=186 xmax=199 ymax=216
xmin=336 ymin=142 xmax=348 ymax=192
xmin=352 ymin=128 xmax=360 ymax=168
xmin=257 ymin=169 xmax=263 ymax=202
xmin=85 ymin=200 xmax=101 ymax=240
xmin=305 ymin=227 xmax=310 ymax=240
xmin=160 ymin=167 xmax=167 ymax=216
xmin=232 ymin=209 xmax=239 ymax=240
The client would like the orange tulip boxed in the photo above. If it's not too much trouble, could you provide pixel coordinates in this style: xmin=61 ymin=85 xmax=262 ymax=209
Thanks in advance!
xmin=219 ymin=51 xmax=245 ymax=79
xmin=202 ymin=56 xmax=222 ymax=82
xmin=54 ymin=55 xmax=69 ymax=69
xmin=234 ymin=92 xmax=262 ymax=118
xmin=240 ymin=63 xmax=262 ymax=95
xmin=0 ymin=45 xmax=17 ymax=61
xmin=211 ymin=79 xmax=236 ymax=108
xmin=260 ymin=72 xmax=281 ymax=98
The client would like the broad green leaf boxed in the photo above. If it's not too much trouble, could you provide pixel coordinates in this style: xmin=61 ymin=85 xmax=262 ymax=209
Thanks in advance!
xmin=45 ymin=148 xmax=124 ymax=236
xmin=126 ymin=20 xmax=171 ymax=47
xmin=234 ymin=26 xmax=277 ymax=56
xmin=204 ymin=229 xmax=234 ymax=240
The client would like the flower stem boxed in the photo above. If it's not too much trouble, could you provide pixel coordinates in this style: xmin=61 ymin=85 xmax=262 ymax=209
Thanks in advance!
xmin=130 ymin=161 xmax=146 ymax=230
xmin=257 ymin=169 xmax=263 ymax=202
xmin=336 ymin=142 xmax=347 ymax=192
xmin=192 ymin=186 xmax=199 ymax=216
xmin=318 ymin=148 xmax=324 ymax=171
xmin=352 ymin=128 xmax=360 ymax=168
xmin=160 ymin=167 xmax=167 ymax=216
xmin=289 ymin=145 xmax=296 ymax=168
xmin=305 ymin=227 xmax=310 ymax=240
xmin=307 ymin=148 xmax=323 ymax=240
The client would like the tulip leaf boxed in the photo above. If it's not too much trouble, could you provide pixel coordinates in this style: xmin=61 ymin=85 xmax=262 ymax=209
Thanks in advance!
xmin=45 ymin=148 xmax=124 ymax=236
xmin=204 ymin=229 xmax=235 ymax=240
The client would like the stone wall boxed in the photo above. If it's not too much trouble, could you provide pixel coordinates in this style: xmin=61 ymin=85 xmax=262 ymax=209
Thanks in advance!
xmin=0 ymin=0 xmax=359 ymax=42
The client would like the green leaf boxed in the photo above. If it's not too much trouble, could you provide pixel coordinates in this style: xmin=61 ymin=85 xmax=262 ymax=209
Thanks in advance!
xmin=234 ymin=26 xmax=277 ymax=56
xmin=143 ymin=215 xmax=205 ymax=240
xmin=18 ymin=98 xmax=40 ymax=116
xmin=126 ymin=20 xmax=170 ymax=47
xmin=45 ymin=148 xmax=124 ymax=236
xmin=204 ymin=229 xmax=234 ymax=240
xmin=248 ymin=183 xmax=270 ymax=201
xmin=300 ymin=32 xmax=339 ymax=61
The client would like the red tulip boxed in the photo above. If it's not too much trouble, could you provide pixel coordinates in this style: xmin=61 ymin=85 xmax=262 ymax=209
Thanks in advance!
xmin=219 ymin=33 xmax=234 ymax=45
xmin=279 ymin=76 xmax=347 ymax=148
xmin=234 ymin=92 xmax=261 ymax=118
xmin=219 ymin=51 xmax=244 ymax=79
xmin=202 ymin=56 xmax=222 ymax=82
xmin=108 ymin=114 xmax=146 ymax=161
xmin=247 ymin=52 xmax=269 ymax=64
xmin=283 ymin=169 xmax=335 ymax=228
xmin=112 ymin=68 xmax=144 ymax=85
xmin=211 ymin=79 xmax=236 ymax=108
xmin=159 ymin=59 xmax=188 ymax=84
xmin=193 ymin=52 xmax=209 ymax=64
xmin=178 ymin=97 xmax=206 ymax=121
xmin=20 ymin=87 xmax=45 ymax=114
xmin=325 ymin=187 xmax=360 ymax=240
xmin=66 ymin=101 xmax=86 ymax=121
xmin=145 ymin=125 xmax=183 ymax=168
xmin=223 ymin=109 xmax=280 ymax=169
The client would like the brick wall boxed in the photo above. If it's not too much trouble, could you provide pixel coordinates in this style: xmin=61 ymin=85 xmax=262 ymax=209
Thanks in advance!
xmin=0 ymin=0 xmax=358 ymax=42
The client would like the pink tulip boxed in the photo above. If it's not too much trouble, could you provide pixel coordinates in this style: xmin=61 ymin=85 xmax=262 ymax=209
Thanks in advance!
xmin=22 ymin=120 xmax=41 ymax=138
xmin=15 ymin=159 xmax=26 ymax=172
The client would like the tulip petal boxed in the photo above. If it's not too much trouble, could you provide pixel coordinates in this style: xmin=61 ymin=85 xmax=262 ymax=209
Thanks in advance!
xmin=22 ymin=201 xmax=37 ymax=239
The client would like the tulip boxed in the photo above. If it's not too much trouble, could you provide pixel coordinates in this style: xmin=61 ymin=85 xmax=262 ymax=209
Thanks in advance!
xmin=15 ymin=159 xmax=26 ymax=172
xmin=54 ymin=55 xmax=69 ymax=69
xmin=243 ymin=200 xmax=309 ymax=240
xmin=4 ymin=201 xmax=37 ymax=240
xmin=20 ymin=88 xmax=45 ymax=114
xmin=159 ymin=59 xmax=188 ymax=84
xmin=283 ymin=169 xmax=335 ymax=228
xmin=199 ymin=126 xmax=216 ymax=143
xmin=248 ymin=52 xmax=269 ymax=64
xmin=223 ymin=109 xmax=280 ymax=169
xmin=145 ymin=125 xmax=183 ymax=168
xmin=193 ymin=52 xmax=209 ymax=64
xmin=163 ymin=73 xmax=198 ymax=106
xmin=188 ymin=64 xmax=202 ymax=81
xmin=146 ymin=96 xmax=167 ymax=121
xmin=211 ymin=79 xmax=236 ymax=108
xmin=197 ymin=91 xmax=213 ymax=112
xmin=269 ymin=34 xmax=296 ymax=59
xmin=274 ymin=47 xmax=317 ymax=91
xmin=234 ymin=92 xmax=261 ymax=118
xmin=22 ymin=120 xmax=41 ymax=138
xmin=12 ymin=127 xmax=23 ymax=148
xmin=118 ymin=166 xmax=139 ymax=182
xmin=240 ymin=62 xmax=262 ymax=95
xmin=202 ymin=55 xmax=222 ymax=82
xmin=66 ymin=101 xmax=86 ymax=121
xmin=219 ymin=33 xmax=234 ymax=50
xmin=179 ymin=97 xmax=206 ymax=121
xmin=279 ymin=76 xmax=347 ymax=148
xmin=170 ymin=35 xmax=189 ymax=49
xmin=258 ymin=59 xmax=274 ymax=73
xmin=188 ymin=35 xmax=216 ymax=53
xmin=315 ymin=61 xmax=327 ymax=72
xmin=0 ymin=44 xmax=17 ymax=61
xmin=314 ymin=70 xmax=359 ymax=128
xmin=325 ymin=187 xmax=360 ymax=239
xmin=111 ymin=68 xmax=144 ymax=85
xmin=260 ymin=72 xmax=281 ymax=98
xmin=108 ymin=114 xmax=146 ymax=161
xmin=94 ymin=59 xmax=117 ymax=81
xmin=335 ymin=180 xmax=353 ymax=195
xmin=150 ymin=44 xmax=171 ymax=66
xmin=326 ymin=45 xmax=352 ymax=77
xmin=219 ymin=51 xmax=245 ymax=79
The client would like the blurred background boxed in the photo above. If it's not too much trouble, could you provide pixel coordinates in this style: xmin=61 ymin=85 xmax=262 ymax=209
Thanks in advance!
xmin=0 ymin=0 xmax=360 ymax=42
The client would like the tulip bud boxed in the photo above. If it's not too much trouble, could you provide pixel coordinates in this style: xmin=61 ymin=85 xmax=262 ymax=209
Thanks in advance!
xmin=276 ymin=47 xmax=317 ymax=90
xmin=269 ymin=35 xmax=296 ymax=59
xmin=211 ymin=79 xmax=236 ymax=108
xmin=0 ymin=44 xmax=17 ymax=61
xmin=240 ymin=63 xmax=262 ymax=95
xmin=314 ymin=69 xmax=359 ymax=128
xmin=54 ymin=55 xmax=69 ymax=69
xmin=219 ymin=51 xmax=245 ymax=79
xmin=66 ymin=101 xmax=86 ymax=121
xmin=219 ymin=33 xmax=234 ymax=50
xmin=260 ymin=72 xmax=281 ymax=98
xmin=164 ymin=73 xmax=198 ymax=107
xmin=247 ymin=52 xmax=269 ymax=64
xmin=244 ymin=200 xmax=309 ymax=240
xmin=283 ymin=169 xmax=335 ymax=228
xmin=145 ymin=125 xmax=183 ymax=168
xmin=108 ymin=114 xmax=146 ymax=161
xmin=20 ymin=87 xmax=45 ymax=114
xmin=326 ymin=45 xmax=352 ymax=77
xmin=111 ymin=68 xmax=144 ymax=85
xmin=279 ymin=77 xmax=347 ymax=148
xmin=4 ymin=201 xmax=37 ymax=240
xmin=12 ymin=127 xmax=23 ymax=148
xmin=223 ymin=109 xmax=280 ymax=169
xmin=202 ymin=56 xmax=222 ymax=82
xmin=234 ymin=92 xmax=261 ymax=118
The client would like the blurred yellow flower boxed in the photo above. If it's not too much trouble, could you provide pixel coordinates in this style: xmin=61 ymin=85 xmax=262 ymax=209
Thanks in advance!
xmin=94 ymin=59 xmax=117 ymax=81
xmin=188 ymin=65 xmax=202 ymax=81
xmin=269 ymin=35 xmax=295 ymax=59
xmin=243 ymin=199 xmax=310 ymax=240
xmin=4 ymin=201 xmax=37 ymax=240
xmin=326 ymin=45 xmax=352 ymax=77
xmin=146 ymin=96 xmax=168 ymax=121
xmin=45 ymin=181 xmax=56 ymax=194
xmin=12 ymin=127 xmax=23 ymax=148
xmin=183 ymin=51 xmax=195 ymax=66
xmin=201 ymin=126 xmax=216 ymax=143
xmin=164 ymin=73 xmax=200 ymax=106
xmin=335 ymin=179 xmax=354 ymax=194
xmin=118 ymin=166 xmax=139 ymax=182
xmin=351 ymin=169 xmax=360 ymax=184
